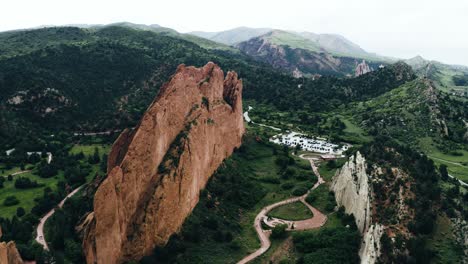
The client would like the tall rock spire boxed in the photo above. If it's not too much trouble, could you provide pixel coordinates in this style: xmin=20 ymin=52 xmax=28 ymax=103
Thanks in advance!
xmin=82 ymin=62 xmax=245 ymax=263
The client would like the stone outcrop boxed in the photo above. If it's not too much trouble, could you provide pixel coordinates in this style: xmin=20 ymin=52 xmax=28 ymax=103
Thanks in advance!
xmin=359 ymin=223 xmax=384 ymax=264
xmin=0 ymin=228 xmax=24 ymax=264
xmin=331 ymin=152 xmax=372 ymax=233
xmin=82 ymin=62 xmax=245 ymax=264
xmin=331 ymin=152 xmax=382 ymax=264
xmin=355 ymin=60 xmax=372 ymax=76
xmin=0 ymin=242 xmax=23 ymax=264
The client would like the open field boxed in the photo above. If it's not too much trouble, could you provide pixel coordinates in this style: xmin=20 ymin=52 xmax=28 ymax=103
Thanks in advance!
xmin=419 ymin=137 xmax=468 ymax=182
xmin=0 ymin=170 xmax=65 ymax=218
xmin=69 ymin=144 xmax=111 ymax=156
xmin=268 ymin=202 xmax=313 ymax=221
xmin=0 ymin=143 xmax=110 ymax=219
xmin=337 ymin=115 xmax=373 ymax=144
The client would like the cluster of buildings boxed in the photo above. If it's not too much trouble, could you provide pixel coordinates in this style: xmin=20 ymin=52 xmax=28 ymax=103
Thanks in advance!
xmin=5 ymin=148 xmax=53 ymax=164
xmin=269 ymin=132 xmax=349 ymax=156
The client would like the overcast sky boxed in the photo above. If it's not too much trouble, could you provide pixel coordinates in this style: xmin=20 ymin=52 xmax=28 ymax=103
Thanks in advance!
xmin=2 ymin=0 xmax=468 ymax=66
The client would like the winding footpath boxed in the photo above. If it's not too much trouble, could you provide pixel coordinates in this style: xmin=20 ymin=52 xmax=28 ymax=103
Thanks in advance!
xmin=35 ymin=185 xmax=84 ymax=250
xmin=238 ymin=156 xmax=327 ymax=264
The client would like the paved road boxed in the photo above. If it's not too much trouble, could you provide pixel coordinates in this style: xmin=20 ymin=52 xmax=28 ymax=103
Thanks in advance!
xmin=238 ymin=157 xmax=327 ymax=264
xmin=448 ymin=174 xmax=468 ymax=187
xmin=73 ymin=129 xmax=121 ymax=136
xmin=429 ymin=156 xmax=466 ymax=167
xmin=35 ymin=185 xmax=84 ymax=250
xmin=427 ymin=156 xmax=468 ymax=186
xmin=12 ymin=170 xmax=31 ymax=176
xmin=243 ymin=107 xmax=281 ymax=131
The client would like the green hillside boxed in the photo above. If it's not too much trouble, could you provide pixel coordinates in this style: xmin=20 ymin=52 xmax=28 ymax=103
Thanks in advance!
xmin=262 ymin=30 xmax=322 ymax=53
xmin=345 ymin=78 xmax=468 ymax=180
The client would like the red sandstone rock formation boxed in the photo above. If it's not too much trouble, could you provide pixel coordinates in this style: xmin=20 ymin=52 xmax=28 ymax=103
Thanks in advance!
xmin=0 ymin=228 xmax=24 ymax=264
xmin=82 ymin=62 xmax=245 ymax=263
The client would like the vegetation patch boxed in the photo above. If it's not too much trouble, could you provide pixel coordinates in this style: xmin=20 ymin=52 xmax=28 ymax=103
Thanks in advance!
xmin=305 ymin=185 xmax=336 ymax=213
xmin=268 ymin=202 xmax=313 ymax=221
xmin=293 ymin=227 xmax=360 ymax=264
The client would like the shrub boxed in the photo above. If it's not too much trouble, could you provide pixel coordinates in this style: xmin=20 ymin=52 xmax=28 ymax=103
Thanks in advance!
xmin=202 ymin=97 xmax=209 ymax=108
xmin=259 ymin=176 xmax=280 ymax=184
xmin=14 ymin=177 xmax=40 ymax=189
xmin=88 ymin=147 xmax=101 ymax=164
xmin=292 ymin=187 xmax=308 ymax=196
xmin=275 ymin=156 xmax=289 ymax=169
xmin=295 ymin=174 xmax=309 ymax=181
xmin=281 ymin=182 xmax=294 ymax=190
xmin=271 ymin=224 xmax=288 ymax=239
xmin=283 ymin=167 xmax=296 ymax=178
xmin=229 ymin=240 xmax=241 ymax=250
xmin=305 ymin=193 xmax=317 ymax=204
xmin=326 ymin=160 xmax=337 ymax=169
xmin=3 ymin=195 xmax=20 ymax=206
xmin=37 ymin=161 xmax=58 ymax=178
xmin=16 ymin=207 xmax=26 ymax=217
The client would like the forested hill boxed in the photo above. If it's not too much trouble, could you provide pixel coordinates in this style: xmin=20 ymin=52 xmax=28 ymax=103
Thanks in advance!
xmin=0 ymin=26 xmax=414 ymax=147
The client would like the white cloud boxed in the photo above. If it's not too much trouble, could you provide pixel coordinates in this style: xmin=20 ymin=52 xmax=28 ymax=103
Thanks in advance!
xmin=1 ymin=0 xmax=467 ymax=65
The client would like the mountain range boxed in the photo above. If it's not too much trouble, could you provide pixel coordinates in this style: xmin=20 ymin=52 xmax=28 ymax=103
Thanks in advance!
xmin=190 ymin=27 xmax=376 ymax=59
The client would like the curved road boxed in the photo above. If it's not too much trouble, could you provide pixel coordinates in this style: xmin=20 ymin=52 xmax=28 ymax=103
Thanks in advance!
xmin=427 ymin=156 xmax=468 ymax=187
xmin=35 ymin=185 xmax=84 ymax=250
xmin=243 ymin=107 xmax=282 ymax=131
xmin=238 ymin=156 xmax=327 ymax=264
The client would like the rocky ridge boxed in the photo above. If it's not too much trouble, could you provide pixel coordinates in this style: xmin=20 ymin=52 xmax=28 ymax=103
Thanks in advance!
xmin=81 ymin=62 xmax=245 ymax=263
xmin=331 ymin=152 xmax=382 ymax=264
xmin=236 ymin=35 xmax=379 ymax=76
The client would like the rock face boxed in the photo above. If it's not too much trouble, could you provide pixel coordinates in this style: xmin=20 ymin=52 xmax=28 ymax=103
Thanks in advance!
xmin=359 ymin=223 xmax=384 ymax=264
xmin=355 ymin=60 xmax=372 ymax=76
xmin=331 ymin=152 xmax=382 ymax=264
xmin=0 ymin=242 xmax=23 ymax=264
xmin=82 ymin=62 xmax=245 ymax=263
xmin=236 ymin=35 xmax=371 ymax=76
xmin=331 ymin=152 xmax=372 ymax=233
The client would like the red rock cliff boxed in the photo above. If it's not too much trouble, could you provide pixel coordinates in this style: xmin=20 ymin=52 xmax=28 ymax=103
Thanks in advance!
xmin=0 ymin=228 xmax=24 ymax=264
xmin=82 ymin=62 xmax=245 ymax=263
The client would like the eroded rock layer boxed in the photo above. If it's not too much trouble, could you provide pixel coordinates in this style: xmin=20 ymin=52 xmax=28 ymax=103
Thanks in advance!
xmin=331 ymin=152 xmax=382 ymax=264
xmin=82 ymin=62 xmax=244 ymax=264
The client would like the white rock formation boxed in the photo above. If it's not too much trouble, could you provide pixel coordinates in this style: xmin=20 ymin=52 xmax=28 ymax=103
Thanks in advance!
xmin=331 ymin=151 xmax=371 ymax=233
xmin=359 ymin=223 xmax=384 ymax=264
xmin=331 ymin=151 xmax=383 ymax=264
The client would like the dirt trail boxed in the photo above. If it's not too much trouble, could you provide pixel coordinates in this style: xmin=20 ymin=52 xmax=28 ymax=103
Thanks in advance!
xmin=237 ymin=156 xmax=327 ymax=264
